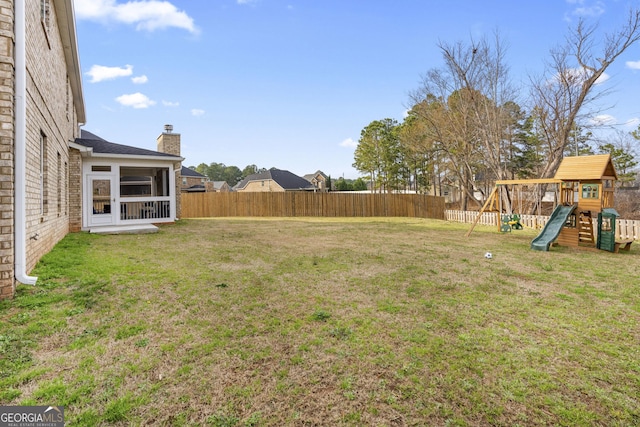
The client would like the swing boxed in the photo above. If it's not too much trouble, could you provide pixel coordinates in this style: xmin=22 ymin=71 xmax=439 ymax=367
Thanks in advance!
xmin=507 ymin=184 xmax=523 ymax=230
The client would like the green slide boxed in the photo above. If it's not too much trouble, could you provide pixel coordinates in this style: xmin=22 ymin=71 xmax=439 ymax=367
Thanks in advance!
xmin=531 ymin=204 xmax=577 ymax=251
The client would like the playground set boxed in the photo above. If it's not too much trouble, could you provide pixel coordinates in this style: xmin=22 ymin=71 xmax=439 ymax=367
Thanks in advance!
xmin=467 ymin=154 xmax=633 ymax=253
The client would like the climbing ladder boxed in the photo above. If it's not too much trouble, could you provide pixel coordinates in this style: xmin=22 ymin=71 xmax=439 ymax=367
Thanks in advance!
xmin=578 ymin=211 xmax=595 ymax=246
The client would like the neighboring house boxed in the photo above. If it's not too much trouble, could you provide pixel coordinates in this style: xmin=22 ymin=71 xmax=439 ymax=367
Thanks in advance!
xmin=303 ymin=170 xmax=330 ymax=192
xmin=70 ymin=128 xmax=183 ymax=230
xmin=438 ymin=177 xmax=461 ymax=204
xmin=0 ymin=0 xmax=86 ymax=298
xmin=212 ymin=181 xmax=231 ymax=192
xmin=179 ymin=169 xmax=231 ymax=192
xmin=181 ymin=167 xmax=208 ymax=192
xmin=234 ymin=168 xmax=315 ymax=192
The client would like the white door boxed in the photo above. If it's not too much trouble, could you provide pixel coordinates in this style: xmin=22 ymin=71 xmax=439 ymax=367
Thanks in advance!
xmin=88 ymin=176 xmax=117 ymax=226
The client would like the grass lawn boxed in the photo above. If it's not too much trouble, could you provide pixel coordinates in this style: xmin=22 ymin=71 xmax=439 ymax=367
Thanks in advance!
xmin=1 ymin=218 xmax=639 ymax=426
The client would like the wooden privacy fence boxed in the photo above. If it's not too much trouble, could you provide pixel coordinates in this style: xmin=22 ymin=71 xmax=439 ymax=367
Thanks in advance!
xmin=446 ymin=210 xmax=640 ymax=241
xmin=181 ymin=192 xmax=445 ymax=219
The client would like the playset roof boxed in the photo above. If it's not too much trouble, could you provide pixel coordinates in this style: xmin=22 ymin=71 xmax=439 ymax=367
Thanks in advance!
xmin=553 ymin=154 xmax=618 ymax=181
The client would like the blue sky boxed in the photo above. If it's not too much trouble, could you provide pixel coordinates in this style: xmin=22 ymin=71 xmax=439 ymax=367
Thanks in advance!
xmin=74 ymin=0 xmax=640 ymax=179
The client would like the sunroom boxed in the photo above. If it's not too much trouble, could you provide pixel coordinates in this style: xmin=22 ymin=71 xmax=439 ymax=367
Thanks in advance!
xmin=71 ymin=130 xmax=183 ymax=232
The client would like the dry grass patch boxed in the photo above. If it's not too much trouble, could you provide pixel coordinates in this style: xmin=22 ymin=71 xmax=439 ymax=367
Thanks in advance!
xmin=1 ymin=218 xmax=638 ymax=426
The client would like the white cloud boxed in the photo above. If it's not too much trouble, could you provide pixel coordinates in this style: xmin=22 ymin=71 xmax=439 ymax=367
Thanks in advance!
xmin=116 ymin=92 xmax=156 ymax=108
xmin=86 ymin=64 xmax=133 ymax=83
xmin=191 ymin=109 xmax=205 ymax=116
xmin=595 ymin=72 xmax=609 ymax=85
xmin=162 ymin=100 xmax=179 ymax=107
xmin=623 ymin=117 xmax=640 ymax=128
xmin=551 ymin=68 xmax=609 ymax=86
xmin=237 ymin=0 xmax=259 ymax=4
xmin=626 ymin=60 xmax=640 ymax=70
xmin=589 ymin=114 xmax=616 ymax=126
xmin=573 ymin=5 xmax=605 ymax=17
xmin=563 ymin=0 xmax=605 ymax=22
xmin=568 ymin=0 xmax=605 ymax=17
xmin=131 ymin=75 xmax=148 ymax=84
xmin=340 ymin=138 xmax=357 ymax=148
xmin=74 ymin=0 xmax=198 ymax=34
xmin=74 ymin=0 xmax=112 ymax=19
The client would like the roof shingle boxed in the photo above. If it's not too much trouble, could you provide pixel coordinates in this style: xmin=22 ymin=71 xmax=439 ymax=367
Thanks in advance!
xmin=74 ymin=130 xmax=180 ymax=159
xmin=235 ymin=168 xmax=315 ymax=191
xmin=181 ymin=167 xmax=206 ymax=178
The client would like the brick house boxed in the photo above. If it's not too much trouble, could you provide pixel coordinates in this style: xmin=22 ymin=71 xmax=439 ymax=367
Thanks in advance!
xmin=180 ymin=167 xmax=208 ymax=192
xmin=234 ymin=168 xmax=315 ymax=192
xmin=0 ymin=0 xmax=86 ymax=298
xmin=303 ymin=170 xmax=330 ymax=192
xmin=0 ymin=1 xmax=184 ymax=299
xmin=212 ymin=181 xmax=231 ymax=192
xmin=179 ymin=168 xmax=231 ymax=192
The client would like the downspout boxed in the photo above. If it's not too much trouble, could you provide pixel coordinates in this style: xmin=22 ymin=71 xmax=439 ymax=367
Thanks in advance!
xmin=173 ymin=164 xmax=182 ymax=220
xmin=14 ymin=0 xmax=37 ymax=285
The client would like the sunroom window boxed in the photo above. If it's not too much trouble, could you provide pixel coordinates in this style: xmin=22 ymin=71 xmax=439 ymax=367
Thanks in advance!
xmin=120 ymin=167 xmax=170 ymax=197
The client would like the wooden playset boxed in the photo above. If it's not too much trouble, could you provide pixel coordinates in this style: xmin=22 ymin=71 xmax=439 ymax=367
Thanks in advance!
xmin=467 ymin=154 xmax=630 ymax=253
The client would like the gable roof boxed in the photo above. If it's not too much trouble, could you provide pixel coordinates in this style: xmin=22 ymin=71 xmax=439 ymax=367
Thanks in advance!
xmin=554 ymin=154 xmax=618 ymax=181
xmin=235 ymin=168 xmax=315 ymax=191
xmin=72 ymin=130 xmax=182 ymax=160
xmin=181 ymin=166 xmax=206 ymax=178
xmin=303 ymin=170 xmax=329 ymax=182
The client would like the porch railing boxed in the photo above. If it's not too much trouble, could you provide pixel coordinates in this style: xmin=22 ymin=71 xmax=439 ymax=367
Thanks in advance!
xmin=119 ymin=199 xmax=171 ymax=221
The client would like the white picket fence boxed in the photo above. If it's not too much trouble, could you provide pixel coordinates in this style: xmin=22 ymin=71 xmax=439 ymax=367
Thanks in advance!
xmin=445 ymin=210 xmax=640 ymax=241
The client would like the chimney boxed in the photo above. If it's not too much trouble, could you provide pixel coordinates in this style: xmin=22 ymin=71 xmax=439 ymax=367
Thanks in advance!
xmin=156 ymin=124 xmax=183 ymax=218
xmin=157 ymin=124 xmax=180 ymax=156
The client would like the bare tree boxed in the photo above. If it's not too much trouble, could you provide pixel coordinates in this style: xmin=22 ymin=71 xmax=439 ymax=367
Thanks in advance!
xmin=530 ymin=9 xmax=640 ymax=179
xmin=440 ymin=32 xmax=519 ymax=183
xmin=408 ymin=88 xmax=483 ymax=209
xmin=409 ymin=32 xmax=519 ymax=209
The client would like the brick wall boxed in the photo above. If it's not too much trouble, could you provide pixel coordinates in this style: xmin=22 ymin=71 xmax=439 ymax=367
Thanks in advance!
xmin=238 ymin=180 xmax=285 ymax=192
xmin=68 ymin=148 xmax=82 ymax=231
xmin=157 ymin=131 xmax=180 ymax=157
xmin=23 ymin=0 xmax=79 ymax=274
xmin=0 ymin=1 xmax=82 ymax=298
xmin=181 ymin=175 xmax=205 ymax=190
xmin=0 ymin=1 xmax=16 ymax=298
